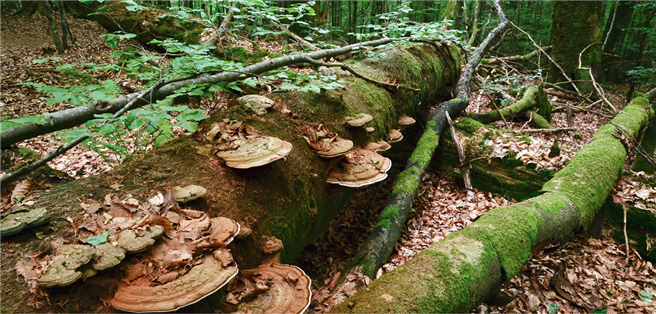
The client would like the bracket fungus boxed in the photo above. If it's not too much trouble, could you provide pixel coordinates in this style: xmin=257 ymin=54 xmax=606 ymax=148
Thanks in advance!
xmin=387 ymin=129 xmax=403 ymax=143
xmin=363 ymin=141 xmax=391 ymax=153
xmin=37 ymin=245 xmax=96 ymax=288
xmin=117 ymin=225 xmax=165 ymax=254
xmin=226 ymin=264 xmax=312 ymax=314
xmin=398 ymin=115 xmax=416 ymax=130
xmin=91 ymin=243 xmax=126 ymax=271
xmin=172 ymin=185 xmax=208 ymax=203
xmin=237 ymin=95 xmax=275 ymax=116
xmin=0 ymin=207 xmax=50 ymax=236
xmin=303 ymin=125 xmax=353 ymax=158
xmin=327 ymin=148 xmax=392 ymax=187
xmin=345 ymin=114 xmax=374 ymax=128
xmin=216 ymin=136 xmax=293 ymax=169
xmin=112 ymin=251 xmax=239 ymax=313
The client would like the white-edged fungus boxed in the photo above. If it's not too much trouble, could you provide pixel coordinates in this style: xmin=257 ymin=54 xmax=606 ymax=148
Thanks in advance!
xmin=216 ymin=136 xmax=292 ymax=169
xmin=0 ymin=207 xmax=50 ymax=236
xmin=37 ymin=245 xmax=96 ymax=288
xmin=345 ymin=114 xmax=374 ymax=127
xmin=387 ymin=129 xmax=403 ymax=143
xmin=172 ymin=185 xmax=208 ymax=203
xmin=398 ymin=115 xmax=416 ymax=130
xmin=327 ymin=149 xmax=392 ymax=187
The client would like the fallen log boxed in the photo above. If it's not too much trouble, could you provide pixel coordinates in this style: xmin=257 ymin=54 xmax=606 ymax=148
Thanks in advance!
xmin=0 ymin=43 xmax=465 ymax=313
xmin=480 ymin=46 xmax=551 ymax=65
xmin=344 ymin=0 xmax=508 ymax=279
xmin=333 ymin=92 xmax=655 ymax=313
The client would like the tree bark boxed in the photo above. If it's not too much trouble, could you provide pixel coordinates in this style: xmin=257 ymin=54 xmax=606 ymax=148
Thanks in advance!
xmin=0 ymin=43 xmax=465 ymax=314
xmin=54 ymin=1 xmax=69 ymax=49
xmin=43 ymin=1 xmax=65 ymax=54
xmin=333 ymin=92 xmax=655 ymax=313
xmin=548 ymin=1 xmax=603 ymax=94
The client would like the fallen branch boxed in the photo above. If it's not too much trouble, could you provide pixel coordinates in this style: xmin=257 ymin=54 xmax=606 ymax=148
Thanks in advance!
xmin=520 ymin=127 xmax=577 ymax=134
xmin=481 ymin=46 xmax=551 ymax=65
xmin=270 ymin=20 xmax=319 ymax=51
xmin=1 ymin=37 xmax=411 ymax=148
xmin=468 ymin=85 xmax=550 ymax=124
xmin=1 ymin=83 xmax=163 ymax=185
xmin=577 ymin=42 xmax=618 ymax=114
xmin=345 ymin=0 xmax=508 ymax=280
xmin=203 ymin=1 xmax=238 ymax=46
xmin=446 ymin=111 xmax=475 ymax=200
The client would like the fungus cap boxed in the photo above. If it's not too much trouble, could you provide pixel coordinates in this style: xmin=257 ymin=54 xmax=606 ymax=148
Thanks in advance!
xmin=398 ymin=115 xmax=416 ymax=127
xmin=112 ymin=252 xmax=238 ymax=313
xmin=231 ymin=264 xmax=312 ymax=314
xmin=92 ymin=243 xmax=126 ymax=271
xmin=37 ymin=245 xmax=96 ymax=288
xmin=327 ymin=150 xmax=392 ymax=187
xmin=172 ymin=185 xmax=208 ymax=203
xmin=0 ymin=207 xmax=50 ymax=236
xmin=345 ymin=114 xmax=374 ymax=127
xmin=216 ymin=136 xmax=292 ymax=169
xmin=387 ymin=129 xmax=403 ymax=143
xmin=117 ymin=225 xmax=164 ymax=254
xmin=316 ymin=138 xmax=354 ymax=158
xmin=363 ymin=141 xmax=391 ymax=152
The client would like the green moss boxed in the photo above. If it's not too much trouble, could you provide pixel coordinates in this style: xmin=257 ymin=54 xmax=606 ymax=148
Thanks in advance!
xmin=392 ymin=167 xmax=420 ymax=195
xmin=407 ymin=121 xmax=440 ymax=166
xmin=455 ymin=117 xmax=485 ymax=135
xmin=373 ymin=205 xmax=400 ymax=230
xmin=16 ymin=148 xmax=40 ymax=161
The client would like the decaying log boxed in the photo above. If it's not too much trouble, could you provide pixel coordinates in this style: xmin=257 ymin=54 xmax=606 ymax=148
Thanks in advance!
xmin=631 ymin=88 xmax=656 ymax=173
xmin=333 ymin=92 xmax=655 ymax=313
xmin=345 ymin=0 xmax=508 ymax=279
xmin=0 ymin=43 xmax=465 ymax=313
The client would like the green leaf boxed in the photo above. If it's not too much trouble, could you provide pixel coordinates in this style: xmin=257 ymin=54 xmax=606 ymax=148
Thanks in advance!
xmin=593 ymin=308 xmax=607 ymax=314
xmin=178 ymin=121 xmax=198 ymax=133
xmin=0 ymin=116 xmax=47 ymax=131
xmin=32 ymin=57 xmax=62 ymax=64
xmin=548 ymin=303 xmax=560 ymax=314
xmin=640 ymin=291 xmax=653 ymax=301
xmin=86 ymin=232 xmax=110 ymax=246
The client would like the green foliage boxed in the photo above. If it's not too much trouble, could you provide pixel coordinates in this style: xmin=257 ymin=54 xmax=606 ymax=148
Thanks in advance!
xmin=1 ymin=115 xmax=47 ymax=132
xmin=86 ymin=232 xmax=110 ymax=246
xmin=547 ymin=303 xmax=560 ymax=314
xmin=627 ymin=67 xmax=656 ymax=88
xmin=19 ymin=80 xmax=121 ymax=106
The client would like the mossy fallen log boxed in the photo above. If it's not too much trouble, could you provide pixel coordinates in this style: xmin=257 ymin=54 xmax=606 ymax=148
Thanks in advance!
xmin=333 ymin=92 xmax=654 ymax=313
xmin=432 ymin=117 xmax=553 ymax=201
xmin=91 ymin=1 xmax=206 ymax=46
xmin=607 ymin=201 xmax=656 ymax=263
xmin=467 ymin=84 xmax=552 ymax=127
xmin=0 ymin=44 xmax=465 ymax=313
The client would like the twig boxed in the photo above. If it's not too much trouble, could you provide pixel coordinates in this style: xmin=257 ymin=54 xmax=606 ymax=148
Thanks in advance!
xmin=623 ymin=203 xmax=629 ymax=264
xmin=446 ymin=111 xmax=475 ymax=201
xmin=301 ymin=56 xmax=421 ymax=91
xmin=520 ymin=127 xmax=576 ymax=134
xmin=204 ymin=1 xmax=237 ymax=46
xmin=269 ymin=20 xmax=319 ymax=52
xmin=577 ymin=42 xmax=618 ymax=114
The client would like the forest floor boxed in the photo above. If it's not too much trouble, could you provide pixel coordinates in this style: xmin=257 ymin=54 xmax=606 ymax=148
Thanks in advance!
xmin=2 ymin=12 xmax=655 ymax=314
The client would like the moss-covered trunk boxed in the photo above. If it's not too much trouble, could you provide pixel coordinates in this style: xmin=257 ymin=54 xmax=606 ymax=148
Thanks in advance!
xmin=548 ymin=1 xmax=603 ymax=94
xmin=333 ymin=93 xmax=654 ymax=313
xmin=0 ymin=44 xmax=464 ymax=313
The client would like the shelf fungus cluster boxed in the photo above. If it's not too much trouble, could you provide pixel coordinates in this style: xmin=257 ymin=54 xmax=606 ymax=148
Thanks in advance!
xmin=200 ymin=121 xmax=293 ymax=169
xmin=327 ymin=148 xmax=392 ymax=187
xmin=303 ymin=125 xmax=353 ymax=158
xmin=226 ymin=263 xmax=312 ymax=314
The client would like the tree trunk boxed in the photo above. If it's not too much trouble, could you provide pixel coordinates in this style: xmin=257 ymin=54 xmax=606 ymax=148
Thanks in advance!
xmin=333 ymin=91 xmax=655 ymax=314
xmin=0 ymin=44 xmax=465 ymax=314
xmin=548 ymin=1 xmax=603 ymax=94
xmin=54 ymin=1 xmax=69 ymax=49
xmin=43 ymin=1 xmax=65 ymax=54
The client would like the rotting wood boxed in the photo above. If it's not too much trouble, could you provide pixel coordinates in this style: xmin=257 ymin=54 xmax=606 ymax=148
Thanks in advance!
xmin=345 ymin=0 xmax=508 ymax=280
xmin=333 ymin=91 xmax=655 ymax=314
xmin=0 ymin=43 xmax=466 ymax=314
xmin=467 ymin=85 xmax=551 ymax=125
